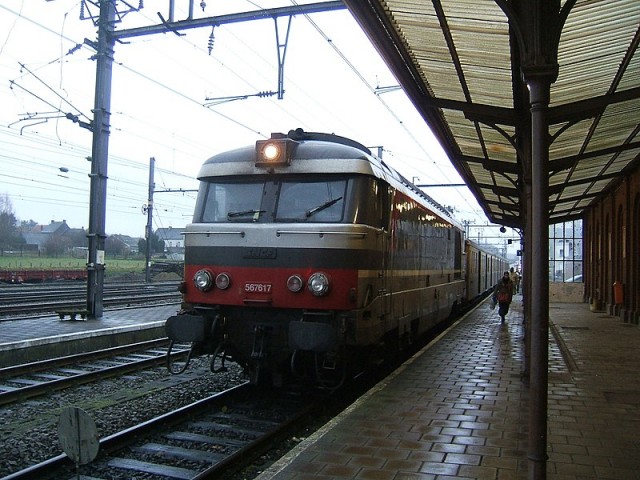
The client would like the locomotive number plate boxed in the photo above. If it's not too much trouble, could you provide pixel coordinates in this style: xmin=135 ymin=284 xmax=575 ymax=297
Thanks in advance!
xmin=245 ymin=282 xmax=272 ymax=294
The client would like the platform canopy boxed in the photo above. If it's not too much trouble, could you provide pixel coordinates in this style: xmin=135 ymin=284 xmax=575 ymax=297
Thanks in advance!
xmin=343 ymin=0 xmax=640 ymax=228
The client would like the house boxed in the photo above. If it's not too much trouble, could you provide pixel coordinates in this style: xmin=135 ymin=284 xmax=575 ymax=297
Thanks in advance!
xmin=32 ymin=220 xmax=71 ymax=236
xmin=155 ymin=226 xmax=185 ymax=253
xmin=22 ymin=220 xmax=72 ymax=253
xmin=108 ymin=234 xmax=141 ymax=255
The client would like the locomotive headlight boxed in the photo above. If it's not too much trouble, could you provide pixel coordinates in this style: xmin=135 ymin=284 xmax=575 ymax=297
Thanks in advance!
xmin=286 ymin=274 xmax=304 ymax=293
xmin=215 ymin=272 xmax=231 ymax=290
xmin=255 ymin=137 xmax=295 ymax=167
xmin=307 ymin=272 xmax=330 ymax=296
xmin=262 ymin=143 xmax=280 ymax=161
xmin=193 ymin=269 xmax=214 ymax=291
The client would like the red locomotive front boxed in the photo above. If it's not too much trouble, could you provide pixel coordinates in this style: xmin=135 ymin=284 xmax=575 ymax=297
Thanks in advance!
xmin=166 ymin=131 xmax=388 ymax=386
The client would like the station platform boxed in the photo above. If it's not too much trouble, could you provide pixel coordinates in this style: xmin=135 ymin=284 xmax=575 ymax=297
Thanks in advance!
xmin=0 ymin=303 xmax=180 ymax=367
xmin=257 ymin=296 xmax=640 ymax=480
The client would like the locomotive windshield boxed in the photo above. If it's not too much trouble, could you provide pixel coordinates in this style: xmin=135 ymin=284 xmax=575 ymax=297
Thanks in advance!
xmin=196 ymin=176 xmax=349 ymax=223
xmin=200 ymin=181 xmax=264 ymax=222
xmin=276 ymin=179 xmax=345 ymax=221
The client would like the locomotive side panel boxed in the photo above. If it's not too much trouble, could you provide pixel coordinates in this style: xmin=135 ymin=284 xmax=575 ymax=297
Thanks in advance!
xmin=387 ymin=190 xmax=465 ymax=340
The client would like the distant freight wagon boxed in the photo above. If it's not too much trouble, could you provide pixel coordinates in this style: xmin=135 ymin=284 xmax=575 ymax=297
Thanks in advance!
xmin=0 ymin=269 xmax=87 ymax=283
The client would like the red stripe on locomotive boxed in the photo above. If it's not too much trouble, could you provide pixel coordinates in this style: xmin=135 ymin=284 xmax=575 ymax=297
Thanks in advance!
xmin=183 ymin=265 xmax=358 ymax=310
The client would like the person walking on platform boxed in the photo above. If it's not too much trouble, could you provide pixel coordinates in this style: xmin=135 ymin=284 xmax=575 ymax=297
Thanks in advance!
xmin=493 ymin=271 xmax=514 ymax=323
xmin=509 ymin=267 xmax=520 ymax=294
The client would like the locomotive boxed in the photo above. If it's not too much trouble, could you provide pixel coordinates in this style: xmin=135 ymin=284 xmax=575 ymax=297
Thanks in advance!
xmin=166 ymin=129 xmax=507 ymax=387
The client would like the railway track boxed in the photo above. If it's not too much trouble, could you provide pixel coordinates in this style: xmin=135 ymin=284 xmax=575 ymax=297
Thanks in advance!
xmin=0 ymin=339 xmax=190 ymax=407
xmin=3 ymin=382 xmax=325 ymax=480
xmin=0 ymin=305 xmax=453 ymax=479
xmin=0 ymin=281 xmax=181 ymax=318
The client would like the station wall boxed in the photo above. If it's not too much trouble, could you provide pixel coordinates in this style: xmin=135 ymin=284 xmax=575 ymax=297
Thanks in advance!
xmin=584 ymin=164 xmax=640 ymax=324
xmin=549 ymin=283 xmax=584 ymax=303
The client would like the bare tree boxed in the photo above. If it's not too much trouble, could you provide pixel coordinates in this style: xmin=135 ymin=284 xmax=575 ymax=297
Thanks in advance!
xmin=0 ymin=194 xmax=23 ymax=253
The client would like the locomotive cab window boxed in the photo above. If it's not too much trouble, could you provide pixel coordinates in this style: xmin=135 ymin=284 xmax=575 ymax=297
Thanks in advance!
xmin=196 ymin=177 xmax=350 ymax=224
xmin=275 ymin=178 xmax=347 ymax=222
xmin=199 ymin=180 xmax=266 ymax=223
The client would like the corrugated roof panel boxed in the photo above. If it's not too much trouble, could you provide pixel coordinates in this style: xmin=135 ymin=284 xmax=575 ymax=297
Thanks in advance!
xmin=587 ymin=178 xmax=617 ymax=195
xmin=441 ymin=3 xmax=511 ymax=107
xmin=397 ymin=21 xmax=451 ymax=60
xmin=479 ymin=124 xmax=515 ymax=162
xmin=571 ymin=169 xmax=611 ymax=184
xmin=569 ymin=156 xmax=610 ymax=180
xmin=439 ymin=0 xmax=507 ymax=22
xmin=492 ymin=173 xmax=516 ymax=190
xmin=549 ymin=120 xmax=593 ymax=161
xmin=604 ymin=149 xmax=640 ymax=176
xmin=587 ymin=101 xmax=640 ymax=153
xmin=549 ymin=171 xmax=570 ymax=189
xmin=553 ymin=1 xmax=640 ymax=104
xmin=459 ymin=62 xmax=512 ymax=106
xmin=413 ymin=58 xmax=465 ymax=100
xmin=347 ymin=0 xmax=639 ymax=227
xmin=480 ymin=187 xmax=495 ymax=198
xmin=574 ymin=198 xmax=595 ymax=209
xmin=558 ymin=177 xmax=590 ymax=194
xmin=619 ymin=47 xmax=640 ymax=90
xmin=389 ymin=4 xmax=468 ymax=102
xmin=441 ymin=109 xmax=480 ymax=156
xmin=548 ymin=168 xmax=569 ymax=187
xmin=467 ymin=170 xmax=491 ymax=190
xmin=553 ymin=199 xmax=580 ymax=211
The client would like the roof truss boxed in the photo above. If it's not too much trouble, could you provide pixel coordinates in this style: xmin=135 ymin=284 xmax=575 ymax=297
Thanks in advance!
xmin=344 ymin=0 xmax=640 ymax=227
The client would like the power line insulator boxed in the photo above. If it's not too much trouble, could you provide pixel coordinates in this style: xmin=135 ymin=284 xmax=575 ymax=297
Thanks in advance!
xmin=207 ymin=27 xmax=215 ymax=55
xmin=200 ymin=1 xmax=207 ymax=12
xmin=66 ymin=112 xmax=79 ymax=123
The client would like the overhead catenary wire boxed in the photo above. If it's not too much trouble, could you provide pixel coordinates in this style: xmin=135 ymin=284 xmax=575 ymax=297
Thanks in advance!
xmin=0 ymin=2 xmax=489 ymax=236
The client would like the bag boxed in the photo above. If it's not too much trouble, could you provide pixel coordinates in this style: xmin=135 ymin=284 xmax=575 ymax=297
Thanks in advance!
xmin=497 ymin=291 xmax=509 ymax=303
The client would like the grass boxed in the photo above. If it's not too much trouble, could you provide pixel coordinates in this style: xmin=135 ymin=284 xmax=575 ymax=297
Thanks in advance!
xmin=0 ymin=256 xmax=146 ymax=275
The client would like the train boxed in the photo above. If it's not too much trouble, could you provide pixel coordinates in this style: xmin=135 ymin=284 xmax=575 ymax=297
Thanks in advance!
xmin=165 ymin=129 xmax=508 ymax=387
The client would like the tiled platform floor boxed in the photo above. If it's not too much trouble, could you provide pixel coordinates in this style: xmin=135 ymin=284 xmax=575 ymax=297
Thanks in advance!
xmin=257 ymin=297 xmax=640 ymax=480
xmin=0 ymin=304 xmax=178 ymax=348
xmin=0 ymin=304 xmax=179 ymax=366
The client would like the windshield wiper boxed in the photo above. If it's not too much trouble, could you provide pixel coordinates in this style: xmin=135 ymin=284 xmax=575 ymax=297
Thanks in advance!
xmin=305 ymin=197 xmax=343 ymax=218
xmin=227 ymin=209 xmax=265 ymax=218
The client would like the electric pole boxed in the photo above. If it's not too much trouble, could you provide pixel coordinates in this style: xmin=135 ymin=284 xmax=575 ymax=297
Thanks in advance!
xmin=145 ymin=157 xmax=155 ymax=283
xmin=82 ymin=1 xmax=345 ymax=318
xmin=86 ymin=0 xmax=116 ymax=319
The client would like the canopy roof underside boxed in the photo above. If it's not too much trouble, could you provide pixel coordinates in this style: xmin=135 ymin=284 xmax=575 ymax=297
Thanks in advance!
xmin=344 ymin=0 xmax=640 ymax=228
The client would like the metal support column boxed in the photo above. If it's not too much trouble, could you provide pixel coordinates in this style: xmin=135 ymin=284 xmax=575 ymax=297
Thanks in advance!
xmin=86 ymin=1 xmax=116 ymax=319
xmin=523 ymin=180 xmax=533 ymax=379
xmin=526 ymin=76 xmax=552 ymax=480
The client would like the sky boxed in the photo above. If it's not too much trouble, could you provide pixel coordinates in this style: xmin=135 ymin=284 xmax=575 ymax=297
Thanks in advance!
xmin=0 ymin=1 xmax=495 ymax=241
